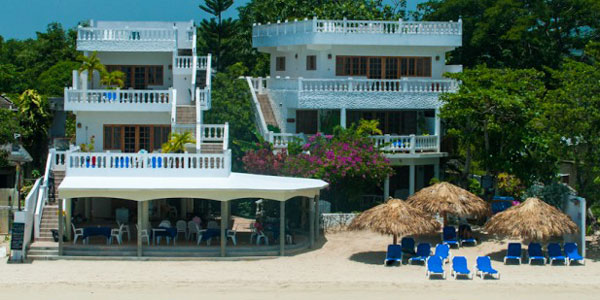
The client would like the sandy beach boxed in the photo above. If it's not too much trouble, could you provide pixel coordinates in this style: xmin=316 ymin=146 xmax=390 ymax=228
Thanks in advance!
xmin=1 ymin=231 xmax=599 ymax=300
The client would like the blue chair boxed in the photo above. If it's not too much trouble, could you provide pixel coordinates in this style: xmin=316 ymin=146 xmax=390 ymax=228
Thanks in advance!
xmin=547 ymin=243 xmax=567 ymax=265
xmin=384 ymin=244 xmax=402 ymax=266
xmin=458 ymin=224 xmax=477 ymax=246
xmin=528 ymin=243 xmax=546 ymax=264
xmin=564 ymin=243 xmax=585 ymax=265
xmin=409 ymin=243 xmax=431 ymax=264
xmin=475 ymin=256 xmax=500 ymax=279
xmin=426 ymin=255 xmax=446 ymax=279
xmin=443 ymin=226 xmax=459 ymax=248
xmin=401 ymin=237 xmax=416 ymax=255
xmin=504 ymin=243 xmax=522 ymax=264
xmin=434 ymin=243 xmax=451 ymax=264
xmin=451 ymin=256 xmax=473 ymax=279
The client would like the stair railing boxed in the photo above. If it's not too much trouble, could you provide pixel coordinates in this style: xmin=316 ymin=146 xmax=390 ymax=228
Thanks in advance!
xmin=34 ymin=150 xmax=54 ymax=239
xmin=245 ymin=76 xmax=273 ymax=142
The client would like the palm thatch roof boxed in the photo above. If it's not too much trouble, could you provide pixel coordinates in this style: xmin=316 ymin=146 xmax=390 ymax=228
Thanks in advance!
xmin=349 ymin=198 xmax=440 ymax=243
xmin=406 ymin=182 xmax=489 ymax=218
xmin=484 ymin=197 xmax=579 ymax=241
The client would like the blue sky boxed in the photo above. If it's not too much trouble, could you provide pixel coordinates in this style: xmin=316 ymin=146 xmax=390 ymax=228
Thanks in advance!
xmin=0 ymin=0 xmax=426 ymax=39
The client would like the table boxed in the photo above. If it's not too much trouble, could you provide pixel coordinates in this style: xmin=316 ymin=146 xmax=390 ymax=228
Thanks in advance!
xmin=152 ymin=227 xmax=177 ymax=245
xmin=199 ymin=228 xmax=220 ymax=243
xmin=83 ymin=227 xmax=111 ymax=244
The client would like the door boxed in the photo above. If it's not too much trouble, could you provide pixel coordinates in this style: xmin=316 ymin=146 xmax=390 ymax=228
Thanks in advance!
xmin=123 ymin=126 xmax=137 ymax=153
xmin=296 ymin=110 xmax=318 ymax=134
xmin=134 ymin=66 xmax=146 ymax=89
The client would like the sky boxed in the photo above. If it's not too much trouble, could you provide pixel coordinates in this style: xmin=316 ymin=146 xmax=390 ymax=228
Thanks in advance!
xmin=0 ymin=0 xmax=427 ymax=40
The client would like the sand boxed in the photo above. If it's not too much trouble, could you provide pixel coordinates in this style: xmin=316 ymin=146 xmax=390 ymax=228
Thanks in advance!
xmin=0 ymin=231 xmax=599 ymax=300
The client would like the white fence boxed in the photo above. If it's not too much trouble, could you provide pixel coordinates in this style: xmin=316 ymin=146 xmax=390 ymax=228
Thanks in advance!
xmin=299 ymin=78 xmax=459 ymax=93
xmin=65 ymin=88 xmax=172 ymax=105
xmin=271 ymin=133 xmax=306 ymax=149
xmin=321 ymin=213 xmax=358 ymax=232
xmin=175 ymin=55 xmax=209 ymax=71
xmin=371 ymin=134 xmax=439 ymax=153
xmin=78 ymin=27 xmax=176 ymax=41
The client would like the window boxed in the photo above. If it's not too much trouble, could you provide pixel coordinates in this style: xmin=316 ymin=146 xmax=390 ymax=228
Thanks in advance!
xmin=275 ymin=56 xmax=286 ymax=71
xmin=336 ymin=56 xmax=432 ymax=78
xmin=306 ymin=55 xmax=317 ymax=71
xmin=103 ymin=125 xmax=170 ymax=152
xmin=105 ymin=65 xmax=164 ymax=89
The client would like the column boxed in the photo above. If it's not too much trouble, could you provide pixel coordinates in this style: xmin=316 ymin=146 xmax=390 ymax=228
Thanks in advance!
xmin=58 ymin=198 xmax=64 ymax=256
xmin=384 ymin=175 xmax=390 ymax=200
xmin=84 ymin=198 xmax=91 ymax=220
xmin=280 ymin=201 xmax=285 ymax=256
xmin=142 ymin=201 xmax=149 ymax=233
xmin=220 ymin=201 xmax=226 ymax=257
xmin=435 ymin=108 xmax=441 ymax=152
xmin=315 ymin=196 xmax=320 ymax=240
xmin=309 ymin=197 xmax=315 ymax=248
xmin=409 ymin=164 xmax=416 ymax=195
xmin=137 ymin=201 xmax=142 ymax=257
xmin=434 ymin=161 xmax=440 ymax=180
xmin=65 ymin=198 xmax=72 ymax=240
xmin=340 ymin=108 xmax=347 ymax=129
xmin=180 ymin=198 xmax=187 ymax=219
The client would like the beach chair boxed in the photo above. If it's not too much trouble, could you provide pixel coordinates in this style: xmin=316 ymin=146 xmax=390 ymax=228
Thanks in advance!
xmin=475 ymin=256 xmax=500 ymax=279
xmin=175 ymin=220 xmax=187 ymax=240
xmin=564 ymin=243 xmax=585 ymax=265
xmin=72 ymin=223 xmax=84 ymax=245
xmin=527 ymin=243 xmax=546 ymax=264
xmin=384 ymin=244 xmax=403 ymax=266
xmin=458 ymin=224 xmax=477 ymax=246
xmin=451 ymin=256 xmax=473 ymax=279
xmin=409 ymin=243 xmax=431 ymax=265
xmin=442 ymin=226 xmax=459 ymax=248
xmin=401 ymin=237 xmax=416 ymax=255
xmin=434 ymin=243 xmax=451 ymax=264
xmin=504 ymin=243 xmax=522 ymax=264
xmin=135 ymin=224 xmax=150 ymax=246
xmin=426 ymin=255 xmax=446 ymax=279
xmin=547 ymin=243 xmax=567 ymax=265
xmin=187 ymin=221 xmax=198 ymax=241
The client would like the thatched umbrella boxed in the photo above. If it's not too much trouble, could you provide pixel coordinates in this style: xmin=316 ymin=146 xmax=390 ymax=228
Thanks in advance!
xmin=406 ymin=182 xmax=489 ymax=225
xmin=349 ymin=198 xmax=440 ymax=244
xmin=484 ymin=197 xmax=579 ymax=241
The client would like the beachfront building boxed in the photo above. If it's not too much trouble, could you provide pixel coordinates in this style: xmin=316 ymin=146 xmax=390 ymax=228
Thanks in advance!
xmin=14 ymin=20 xmax=326 ymax=262
xmin=247 ymin=17 xmax=462 ymax=200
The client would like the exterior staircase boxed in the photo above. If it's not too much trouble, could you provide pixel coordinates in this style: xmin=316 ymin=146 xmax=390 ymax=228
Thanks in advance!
xmin=27 ymin=242 xmax=59 ymax=260
xmin=257 ymin=94 xmax=278 ymax=128
xmin=176 ymin=105 xmax=196 ymax=124
xmin=37 ymin=205 xmax=59 ymax=242
xmin=49 ymin=170 xmax=65 ymax=203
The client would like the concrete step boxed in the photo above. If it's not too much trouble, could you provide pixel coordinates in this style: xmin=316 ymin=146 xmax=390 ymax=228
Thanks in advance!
xmin=257 ymin=94 xmax=278 ymax=128
xmin=27 ymin=254 xmax=60 ymax=261
xmin=28 ymin=249 xmax=59 ymax=256
xmin=36 ymin=237 xmax=57 ymax=242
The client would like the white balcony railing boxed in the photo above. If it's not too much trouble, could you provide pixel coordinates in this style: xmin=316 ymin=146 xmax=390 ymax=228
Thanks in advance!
xmin=174 ymin=55 xmax=209 ymax=71
xmin=77 ymin=27 xmax=176 ymax=41
xmin=253 ymin=18 xmax=462 ymax=37
xmin=265 ymin=77 xmax=458 ymax=93
xmin=66 ymin=151 xmax=231 ymax=177
xmin=371 ymin=134 xmax=439 ymax=153
xmin=64 ymin=88 xmax=173 ymax=112
xmin=271 ymin=133 xmax=306 ymax=149
xmin=196 ymin=87 xmax=211 ymax=110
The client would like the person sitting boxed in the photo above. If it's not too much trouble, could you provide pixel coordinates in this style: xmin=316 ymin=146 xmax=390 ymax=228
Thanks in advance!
xmin=253 ymin=218 xmax=264 ymax=233
xmin=192 ymin=215 xmax=202 ymax=226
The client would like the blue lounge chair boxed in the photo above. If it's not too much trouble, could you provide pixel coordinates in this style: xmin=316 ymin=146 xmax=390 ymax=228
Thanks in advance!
xmin=401 ymin=237 xmax=416 ymax=255
xmin=434 ymin=243 xmax=451 ymax=264
xmin=564 ymin=243 xmax=585 ymax=265
xmin=475 ymin=256 xmax=500 ymax=279
xmin=426 ymin=255 xmax=446 ymax=279
xmin=504 ymin=243 xmax=522 ymax=264
xmin=384 ymin=244 xmax=402 ymax=266
xmin=451 ymin=256 xmax=473 ymax=279
xmin=527 ymin=243 xmax=546 ymax=264
xmin=409 ymin=243 xmax=431 ymax=265
xmin=458 ymin=224 xmax=477 ymax=246
xmin=547 ymin=243 xmax=567 ymax=265
xmin=442 ymin=226 xmax=459 ymax=248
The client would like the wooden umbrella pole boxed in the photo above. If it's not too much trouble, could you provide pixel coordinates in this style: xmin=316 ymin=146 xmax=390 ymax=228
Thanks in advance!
xmin=393 ymin=234 xmax=398 ymax=245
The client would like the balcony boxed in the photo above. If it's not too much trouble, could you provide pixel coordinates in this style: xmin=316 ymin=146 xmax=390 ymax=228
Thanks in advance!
xmin=77 ymin=27 xmax=177 ymax=52
xmin=261 ymin=77 xmax=458 ymax=110
xmin=65 ymin=150 xmax=231 ymax=177
xmin=173 ymin=55 xmax=209 ymax=74
xmin=253 ymin=18 xmax=462 ymax=48
xmin=64 ymin=88 xmax=174 ymax=112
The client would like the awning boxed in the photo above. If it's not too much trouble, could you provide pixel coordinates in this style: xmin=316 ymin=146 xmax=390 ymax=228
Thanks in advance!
xmin=58 ymin=172 xmax=328 ymax=201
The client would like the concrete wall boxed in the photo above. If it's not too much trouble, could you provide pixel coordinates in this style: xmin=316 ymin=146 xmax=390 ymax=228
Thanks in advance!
xmin=75 ymin=111 xmax=171 ymax=151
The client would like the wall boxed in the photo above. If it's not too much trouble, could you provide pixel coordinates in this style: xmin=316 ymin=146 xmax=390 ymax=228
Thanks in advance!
xmin=267 ymin=45 xmax=451 ymax=79
xmin=75 ymin=111 xmax=171 ymax=151
xmin=96 ymin=52 xmax=174 ymax=89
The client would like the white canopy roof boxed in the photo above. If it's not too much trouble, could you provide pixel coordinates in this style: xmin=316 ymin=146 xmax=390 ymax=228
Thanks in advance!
xmin=58 ymin=172 xmax=328 ymax=202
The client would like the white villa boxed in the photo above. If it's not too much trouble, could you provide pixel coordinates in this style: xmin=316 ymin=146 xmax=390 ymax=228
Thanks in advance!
xmin=12 ymin=20 xmax=326 ymax=262
xmin=247 ymin=17 xmax=462 ymax=200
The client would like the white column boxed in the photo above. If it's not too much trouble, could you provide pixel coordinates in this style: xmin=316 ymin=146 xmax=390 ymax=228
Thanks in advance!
xmin=280 ymin=201 xmax=285 ymax=256
xmin=435 ymin=108 xmax=441 ymax=152
xmin=58 ymin=198 xmax=64 ymax=256
xmin=315 ymin=196 xmax=320 ymax=240
xmin=180 ymin=199 xmax=187 ymax=219
xmin=409 ymin=164 xmax=416 ymax=195
xmin=84 ymin=198 xmax=91 ymax=220
xmin=142 ymin=201 xmax=149 ymax=233
xmin=434 ymin=162 xmax=440 ymax=180
xmin=137 ymin=201 xmax=142 ymax=257
xmin=384 ymin=176 xmax=390 ymax=199
xmin=220 ymin=201 xmax=227 ymax=257
xmin=340 ymin=108 xmax=347 ymax=129
xmin=309 ymin=197 xmax=315 ymax=248
xmin=65 ymin=199 xmax=72 ymax=240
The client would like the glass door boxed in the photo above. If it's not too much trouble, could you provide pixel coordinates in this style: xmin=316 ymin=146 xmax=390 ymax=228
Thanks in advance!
xmin=123 ymin=126 xmax=136 ymax=153
xmin=138 ymin=126 xmax=151 ymax=152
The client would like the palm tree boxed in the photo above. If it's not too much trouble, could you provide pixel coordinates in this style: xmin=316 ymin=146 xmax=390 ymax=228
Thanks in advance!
xmin=100 ymin=70 xmax=125 ymax=89
xmin=161 ymin=132 xmax=196 ymax=153
xmin=77 ymin=51 xmax=106 ymax=89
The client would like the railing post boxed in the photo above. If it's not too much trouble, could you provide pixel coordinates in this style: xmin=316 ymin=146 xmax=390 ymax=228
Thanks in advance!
xmin=312 ymin=16 xmax=317 ymax=32
xmin=343 ymin=17 xmax=347 ymax=33
xmin=298 ymin=77 xmax=303 ymax=91
xmin=410 ymin=134 xmax=416 ymax=153
xmin=223 ymin=122 xmax=229 ymax=151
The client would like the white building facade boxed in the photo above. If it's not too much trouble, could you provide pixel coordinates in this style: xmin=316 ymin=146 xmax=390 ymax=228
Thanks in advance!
xmin=248 ymin=18 xmax=463 ymax=199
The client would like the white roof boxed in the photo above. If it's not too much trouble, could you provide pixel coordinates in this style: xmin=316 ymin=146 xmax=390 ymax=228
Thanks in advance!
xmin=58 ymin=172 xmax=328 ymax=202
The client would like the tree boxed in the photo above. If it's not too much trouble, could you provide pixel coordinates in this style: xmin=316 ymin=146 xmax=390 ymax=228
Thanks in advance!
xmin=439 ymin=66 xmax=557 ymax=186
xmin=198 ymin=0 xmax=238 ymax=71
xmin=77 ymin=51 xmax=105 ymax=89
xmin=161 ymin=132 xmax=196 ymax=153
xmin=37 ymin=60 xmax=81 ymax=96
xmin=100 ymin=70 xmax=125 ymax=89
xmin=418 ymin=0 xmax=600 ymax=70
xmin=0 ymin=108 xmax=23 ymax=167
xmin=14 ymin=90 xmax=52 ymax=169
